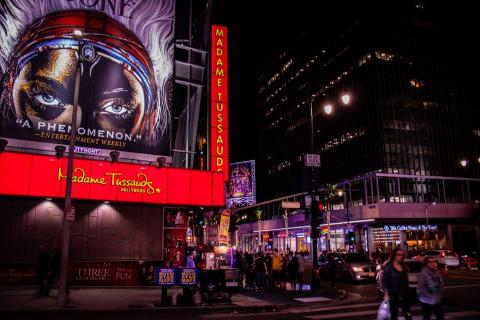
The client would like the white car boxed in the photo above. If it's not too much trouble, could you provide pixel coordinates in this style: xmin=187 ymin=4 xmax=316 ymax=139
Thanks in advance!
xmin=422 ymin=250 xmax=460 ymax=268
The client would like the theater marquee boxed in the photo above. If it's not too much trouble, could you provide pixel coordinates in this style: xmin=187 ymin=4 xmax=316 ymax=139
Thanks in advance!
xmin=211 ymin=25 xmax=229 ymax=181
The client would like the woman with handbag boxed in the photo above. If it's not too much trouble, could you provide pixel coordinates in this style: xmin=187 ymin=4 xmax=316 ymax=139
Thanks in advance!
xmin=418 ymin=256 xmax=444 ymax=320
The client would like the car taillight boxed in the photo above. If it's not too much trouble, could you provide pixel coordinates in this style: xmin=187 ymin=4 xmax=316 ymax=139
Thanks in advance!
xmin=440 ymin=253 xmax=445 ymax=257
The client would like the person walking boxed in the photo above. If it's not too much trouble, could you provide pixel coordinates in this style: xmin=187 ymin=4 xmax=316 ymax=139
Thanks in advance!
xmin=185 ymin=250 xmax=196 ymax=268
xmin=35 ymin=245 xmax=49 ymax=295
xmin=382 ymin=248 xmax=413 ymax=320
xmin=296 ymin=253 xmax=305 ymax=291
xmin=240 ymin=252 xmax=249 ymax=288
xmin=271 ymin=249 xmax=283 ymax=288
xmin=45 ymin=246 xmax=61 ymax=296
xmin=418 ymin=256 xmax=444 ymax=320
xmin=287 ymin=252 xmax=298 ymax=291
xmin=254 ymin=252 xmax=267 ymax=292
xmin=328 ymin=255 xmax=337 ymax=288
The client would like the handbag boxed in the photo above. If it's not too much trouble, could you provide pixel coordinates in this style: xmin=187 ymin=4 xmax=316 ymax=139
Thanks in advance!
xmin=377 ymin=300 xmax=390 ymax=320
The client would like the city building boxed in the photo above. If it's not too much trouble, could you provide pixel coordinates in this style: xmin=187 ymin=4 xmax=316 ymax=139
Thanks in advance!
xmin=0 ymin=0 xmax=228 ymax=286
xmin=238 ymin=0 xmax=480 ymax=256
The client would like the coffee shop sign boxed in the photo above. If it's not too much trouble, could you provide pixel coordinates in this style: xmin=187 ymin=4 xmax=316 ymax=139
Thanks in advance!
xmin=383 ymin=225 xmax=438 ymax=232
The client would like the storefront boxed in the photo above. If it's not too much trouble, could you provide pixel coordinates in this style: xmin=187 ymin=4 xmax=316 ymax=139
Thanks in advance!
xmin=0 ymin=151 xmax=225 ymax=285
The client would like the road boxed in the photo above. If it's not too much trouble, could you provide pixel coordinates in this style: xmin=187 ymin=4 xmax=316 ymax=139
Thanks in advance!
xmin=3 ymin=269 xmax=480 ymax=320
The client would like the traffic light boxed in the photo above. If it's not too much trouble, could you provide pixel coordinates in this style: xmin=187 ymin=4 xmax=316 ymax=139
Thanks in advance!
xmin=348 ymin=231 xmax=355 ymax=243
xmin=311 ymin=198 xmax=325 ymax=238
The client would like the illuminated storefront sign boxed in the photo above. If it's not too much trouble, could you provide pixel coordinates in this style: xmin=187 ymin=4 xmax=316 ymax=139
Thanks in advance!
xmin=226 ymin=160 xmax=256 ymax=207
xmin=211 ymin=25 xmax=229 ymax=181
xmin=155 ymin=268 xmax=176 ymax=286
xmin=178 ymin=268 xmax=198 ymax=286
xmin=0 ymin=152 xmax=224 ymax=206
xmin=218 ymin=209 xmax=231 ymax=245
xmin=383 ymin=225 xmax=438 ymax=232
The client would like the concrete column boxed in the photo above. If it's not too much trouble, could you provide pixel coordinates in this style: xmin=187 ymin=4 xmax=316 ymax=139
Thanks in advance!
xmin=400 ymin=231 xmax=408 ymax=253
xmin=447 ymin=224 xmax=454 ymax=250
xmin=367 ymin=226 xmax=375 ymax=260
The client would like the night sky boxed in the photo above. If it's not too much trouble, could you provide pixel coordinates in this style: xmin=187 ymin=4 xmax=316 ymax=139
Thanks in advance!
xmin=210 ymin=0 xmax=478 ymax=163
xmin=213 ymin=0 xmax=368 ymax=162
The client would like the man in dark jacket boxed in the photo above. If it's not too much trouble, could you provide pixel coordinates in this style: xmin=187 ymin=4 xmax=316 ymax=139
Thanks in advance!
xmin=36 ymin=245 xmax=49 ymax=295
xmin=45 ymin=246 xmax=61 ymax=296
xmin=328 ymin=255 xmax=337 ymax=288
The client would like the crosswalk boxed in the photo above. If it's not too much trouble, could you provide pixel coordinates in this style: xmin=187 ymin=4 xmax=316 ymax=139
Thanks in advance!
xmin=301 ymin=302 xmax=480 ymax=320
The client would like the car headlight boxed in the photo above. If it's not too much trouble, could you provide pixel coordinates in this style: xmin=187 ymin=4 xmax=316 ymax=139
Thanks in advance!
xmin=353 ymin=267 xmax=362 ymax=272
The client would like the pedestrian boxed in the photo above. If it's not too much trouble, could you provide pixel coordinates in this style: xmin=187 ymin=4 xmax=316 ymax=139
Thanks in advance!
xmin=264 ymin=251 xmax=273 ymax=290
xmin=271 ymin=249 xmax=283 ymax=288
xmin=45 ymin=246 xmax=61 ymax=296
xmin=287 ymin=252 xmax=298 ymax=291
xmin=247 ymin=253 xmax=255 ymax=290
xmin=280 ymin=252 xmax=288 ymax=290
xmin=296 ymin=253 xmax=305 ymax=291
xmin=254 ymin=252 xmax=267 ymax=292
xmin=241 ymin=252 xmax=249 ymax=287
xmin=35 ymin=245 xmax=49 ymax=295
xmin=382 ymin=248 xmax=413 ymax=320
xmin=418 ymin=256 xmax=444 ymax=320
xmin=328 ymin=255 xmax=337 ymax=288
xmin=186 ymin=250 xmax=196 ymax=268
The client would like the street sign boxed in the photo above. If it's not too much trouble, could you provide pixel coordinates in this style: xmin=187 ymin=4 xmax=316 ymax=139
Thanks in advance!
xmin=304 ymin=154 xmax=321 ymax=167
xmin=281 ymin=201 xmax=301 ymax=209
xmin=66 ymin=205 xmax=75 ymax=221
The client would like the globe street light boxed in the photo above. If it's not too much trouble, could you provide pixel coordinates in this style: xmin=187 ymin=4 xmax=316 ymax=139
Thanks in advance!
xmin=341 ymin=93 xmax=351 ymax=105
xmin=460 ymin=159 xmax=468 ymax=167
xmin=323 ymin=104 xmax=333 ymax=115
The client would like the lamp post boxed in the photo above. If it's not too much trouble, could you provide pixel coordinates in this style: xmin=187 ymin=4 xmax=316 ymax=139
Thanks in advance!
xmin=57 ymin=31 xmax=82 ymax=308
xmin=424 ymin=202 xmax=436 ymax=247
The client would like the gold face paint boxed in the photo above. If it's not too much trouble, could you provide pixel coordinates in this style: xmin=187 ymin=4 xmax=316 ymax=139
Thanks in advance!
xmin=12 ymin=48 xmax=145 ymax=134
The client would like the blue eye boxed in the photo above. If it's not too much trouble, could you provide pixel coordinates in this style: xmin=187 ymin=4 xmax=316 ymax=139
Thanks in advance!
xmin=101 ymin=101 xmax=129 ymax=115
xmin=34 ymin=94 xmax=61 ymax=106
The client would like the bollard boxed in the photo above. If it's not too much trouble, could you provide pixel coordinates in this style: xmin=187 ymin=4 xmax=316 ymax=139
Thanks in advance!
xmin=171 ymin=291 xmax=178 ymax=306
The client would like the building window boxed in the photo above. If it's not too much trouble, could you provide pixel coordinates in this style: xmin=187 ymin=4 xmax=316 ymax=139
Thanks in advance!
xmin=375 ymin=51 xmax=395 ymax=61
xmin=410 ymin=79 xmax=425 ymax=88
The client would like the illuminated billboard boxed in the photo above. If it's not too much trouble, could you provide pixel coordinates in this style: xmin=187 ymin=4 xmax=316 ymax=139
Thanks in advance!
xmin=0 ymin=152 xmax=224 ymax=206
xmin=0 ymin=0 xmax=174 ymax=156
xmin=226 ymin=160 xmax=256 ymax=207
xmin=210 ymin=25 xmax=229 ymax=180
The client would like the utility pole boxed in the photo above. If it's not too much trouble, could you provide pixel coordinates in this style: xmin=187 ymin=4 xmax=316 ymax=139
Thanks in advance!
xmin=57 ymin=57 xmax=81 ymax=308
xmin=308 ymin=95 xmax=320 ymax=291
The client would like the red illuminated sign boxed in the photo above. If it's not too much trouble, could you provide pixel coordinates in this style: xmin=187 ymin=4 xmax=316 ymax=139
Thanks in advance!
xmin=211 ymin=25 xmax=229 ymax=181
xmin=0 ymin=152 xmax=224 ymax=207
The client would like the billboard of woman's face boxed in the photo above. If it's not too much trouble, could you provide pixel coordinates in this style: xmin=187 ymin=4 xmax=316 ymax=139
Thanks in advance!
xmin=0 ymin=3 xmax=174 ymax=155
xmin=13 ymin=48 xmax=146 ymax=136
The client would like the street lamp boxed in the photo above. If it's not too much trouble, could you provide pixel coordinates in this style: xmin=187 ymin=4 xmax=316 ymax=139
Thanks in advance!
xmin=460 ymin=159 xmax=468 ymax=167
xmin=57 ymin=29 xmax=83 ymax=308
xmin=323 ymin=104 xmax=333 ymax=115
xmin=425 ymin=202 xmax=436 ymax=227
xmin=340 ymin=93 xmax=351 ymax=105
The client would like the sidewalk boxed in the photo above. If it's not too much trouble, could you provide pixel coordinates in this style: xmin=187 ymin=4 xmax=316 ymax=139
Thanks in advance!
xmin=0 ymin=283 xmax=353 ymax=315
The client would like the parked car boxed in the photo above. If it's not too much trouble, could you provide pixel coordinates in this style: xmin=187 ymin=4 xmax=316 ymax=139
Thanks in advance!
xmin=376 ymin=259 xmax=422 ymax=301
xmin=319 ymin=252 xmax=377 ymax=282
xmin=460 ymin=252 xmax=480 ymax=271
xmin=339 ymin=252 xmax=377 ymax=282
xmin=421 ymin=250 xmax=460 ymax=269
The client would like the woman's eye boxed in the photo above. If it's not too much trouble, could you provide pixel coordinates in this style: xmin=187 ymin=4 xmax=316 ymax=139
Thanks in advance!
xmin=33 ymin=94 xmax=62 ymax=106
xmin=101 ymin=101 xmax=129 ymax=115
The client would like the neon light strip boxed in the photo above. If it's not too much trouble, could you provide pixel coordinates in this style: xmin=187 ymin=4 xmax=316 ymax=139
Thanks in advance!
xmin=255 ymin=219 xmax=375 ymax=232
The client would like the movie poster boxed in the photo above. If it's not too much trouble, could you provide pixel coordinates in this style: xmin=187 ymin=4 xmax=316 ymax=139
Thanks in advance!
xmin=0 ymin=0 xmax=174 ymax=155
xmin=226 ymin=160 xmax=256 ymax=207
